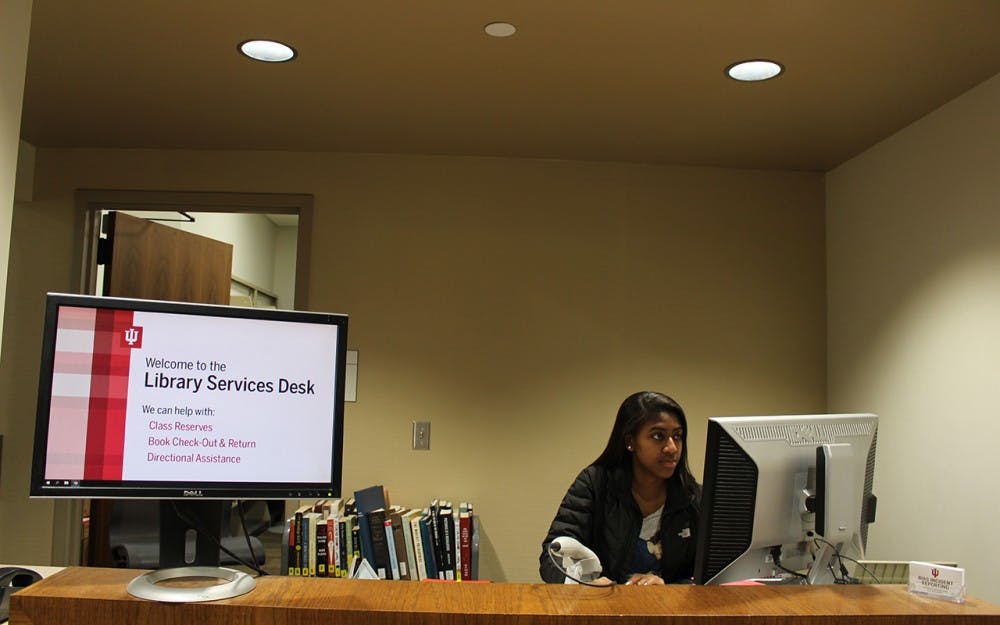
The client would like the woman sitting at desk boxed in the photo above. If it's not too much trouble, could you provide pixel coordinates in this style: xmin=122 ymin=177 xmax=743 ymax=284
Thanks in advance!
xmin=539 ymin=391 xmax=701 ymax=586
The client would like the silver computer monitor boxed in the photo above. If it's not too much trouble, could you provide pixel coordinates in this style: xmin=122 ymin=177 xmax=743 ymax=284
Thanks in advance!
xmin=693 ymin=413 xmax=878 ymax=585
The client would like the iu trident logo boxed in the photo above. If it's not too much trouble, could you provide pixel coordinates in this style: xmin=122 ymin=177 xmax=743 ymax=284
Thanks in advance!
xmin=122 ymin=326 xmax=143 ymax=349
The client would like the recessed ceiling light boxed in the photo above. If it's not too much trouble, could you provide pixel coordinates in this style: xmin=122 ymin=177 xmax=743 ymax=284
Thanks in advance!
xmin=726 ymin=59 xmax=783 ymax=82
xmin=239 ymin=39 xmax=297 ymax=63
xmin=484 ymin=22 xmax=517 ymax=38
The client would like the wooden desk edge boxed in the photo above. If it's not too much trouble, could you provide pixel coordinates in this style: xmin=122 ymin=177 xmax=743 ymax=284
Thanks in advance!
xmin=11 ymin=567 xmax=1000 ymax=625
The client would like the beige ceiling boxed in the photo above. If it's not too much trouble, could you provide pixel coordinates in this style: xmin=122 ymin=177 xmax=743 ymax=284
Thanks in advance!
xmin=19 ymin=1 xmax=1000 ymax=172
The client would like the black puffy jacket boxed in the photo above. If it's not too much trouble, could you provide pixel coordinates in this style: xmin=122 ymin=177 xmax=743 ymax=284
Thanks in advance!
xmin=539 ymin=464 xmax=700 ymax=584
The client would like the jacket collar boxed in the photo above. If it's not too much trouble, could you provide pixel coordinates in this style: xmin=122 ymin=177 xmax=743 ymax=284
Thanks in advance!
xmin=609 ymin=463 xmax=694 ymax=513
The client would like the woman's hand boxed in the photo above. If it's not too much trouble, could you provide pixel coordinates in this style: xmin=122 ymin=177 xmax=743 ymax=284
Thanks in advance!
xmin=625 ymin=573 xmax=664 ymax=586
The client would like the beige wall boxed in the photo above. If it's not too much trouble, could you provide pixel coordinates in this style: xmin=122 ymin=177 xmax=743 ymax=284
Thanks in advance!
xmin=828 ymin=72 xmax=1000 ymax=602
xmin=0 ymin=148 xmax=826 ymax=581
xmin=0 ymin=0 xmax=32 ymax=353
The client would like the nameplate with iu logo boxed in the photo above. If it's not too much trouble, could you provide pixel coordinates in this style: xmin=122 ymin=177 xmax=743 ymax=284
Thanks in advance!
xmin=908 ymin=561 xmax=965 ymax=603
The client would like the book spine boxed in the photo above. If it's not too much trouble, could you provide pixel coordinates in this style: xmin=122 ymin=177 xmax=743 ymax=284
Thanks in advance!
xmin=367 ymin=509 xmax=392 ymax=580
xmin=327 ymin=516 xmax=340 ymax=577
xmin=470 ymin=513 xmax=479 ymax=581
xmin=338 ymin=517 xmax=348 ymax=577
xmin=460 ymin=507 xmax=472 ymax=581
xmin=326 ymin=517 xmax=340 ymax=577
xmin=439 ymin=505 xmax=455 ymax=580
xmin=294 ymin=511 xmax=304 ymax=576
xmin=281 ymin=498 xmax=476 ymax=581
xmin=429 ymin=501 xmax=443 ymax=578
xmin=384 ymin=516 xmax=400 ymax=580
xmin=401 ymin=513 xmax=418 ymax=581
xmin=453 ymin=511 xmax=462 ymax=582
xmin=350 ymin=516 xmax=361 ymax=574
xmin=316 ymin=521 xmax=328 ymax=577
xmin=410 ymin=513 xmax=427 ymax=580
xmin=391 ymin=513 xmax=410 ymax=580
xmin=303 ymin=516 xmax=312 ymax=576
xmin=420 ymin=512 xmax=438 ymax=580
xmin=285 ymin=517 xmax=295 ymax=576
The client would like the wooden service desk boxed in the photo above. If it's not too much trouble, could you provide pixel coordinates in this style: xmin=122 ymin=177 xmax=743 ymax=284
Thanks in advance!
xmin=10 ymin=566 xmax=1000 ymax=625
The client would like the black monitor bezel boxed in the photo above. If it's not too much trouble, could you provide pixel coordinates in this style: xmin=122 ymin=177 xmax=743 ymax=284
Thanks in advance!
xmin=30 ymin=293 xmax=348 ymax=500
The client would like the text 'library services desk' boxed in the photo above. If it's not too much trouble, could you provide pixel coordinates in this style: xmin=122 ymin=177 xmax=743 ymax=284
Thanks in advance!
xmin=10 ymin=567 xmax=1000 ymax=625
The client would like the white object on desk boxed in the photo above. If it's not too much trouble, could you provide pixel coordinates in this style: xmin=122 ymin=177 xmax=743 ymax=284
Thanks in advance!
xmin=0 ymin=565 xmax=63 ymax=578
xmin=909 ymin=561 xmax=966 ymax=603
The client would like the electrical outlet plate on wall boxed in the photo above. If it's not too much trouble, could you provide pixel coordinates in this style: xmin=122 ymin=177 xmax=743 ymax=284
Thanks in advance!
xmin=412 ymin=421 xmax=430 ymax=450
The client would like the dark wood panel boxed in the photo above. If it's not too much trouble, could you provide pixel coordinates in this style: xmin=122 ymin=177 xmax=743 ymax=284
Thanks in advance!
xmin=103 ymin=211 xmax=233 ymax=305
xmin=11 ymin=567 xmax=1000 ymax=625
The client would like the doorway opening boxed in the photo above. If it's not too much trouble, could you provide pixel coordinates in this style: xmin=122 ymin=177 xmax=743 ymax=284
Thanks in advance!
xmin=74 ymin=189 xmax=313 ymax=310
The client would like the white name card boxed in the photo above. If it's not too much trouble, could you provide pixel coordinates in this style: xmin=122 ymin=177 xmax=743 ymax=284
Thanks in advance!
xmin=908 ymin=561 xmax=966 ymax=603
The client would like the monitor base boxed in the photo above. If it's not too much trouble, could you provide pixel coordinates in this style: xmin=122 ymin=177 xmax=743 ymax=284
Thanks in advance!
xmin=126 ymin=566 xmax=255 ymax=602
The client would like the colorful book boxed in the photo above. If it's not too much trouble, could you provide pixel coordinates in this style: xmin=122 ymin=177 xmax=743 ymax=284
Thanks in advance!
xmin=459 ymin=502 xmax=473 ymax=581
xmin=286 ymin=490 xmax=479 ymax=581
xmin=325 ymin=506 xmax=339 ymax=577
xmin=453 ymin=506 xmax=462 ymax=582
xmin=285 ymin=516 xmax=296 ymax=575
xmin=327 ymin=518 xmax=337 ymax=577
xmin=300 ymin=513 xmax=310 ymax=576
xmin=316 ymin=520 xmax=328 ymax=577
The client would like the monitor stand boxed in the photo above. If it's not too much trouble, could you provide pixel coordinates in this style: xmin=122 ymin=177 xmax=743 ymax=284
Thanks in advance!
xmin=806 ymin=540 xmax=838 ymax=585
xmin=125 ymin=500 xmax=256 ymax=602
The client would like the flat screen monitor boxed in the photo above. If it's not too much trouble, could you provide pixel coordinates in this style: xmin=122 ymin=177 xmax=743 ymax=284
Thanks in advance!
xmin=29 ymin=293 xmax=348 ymax=573
xmin=693 ymin=413 xmax=877 ymax=585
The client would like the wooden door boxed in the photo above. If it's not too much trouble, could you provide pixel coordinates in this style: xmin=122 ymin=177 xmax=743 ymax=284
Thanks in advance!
xmin=87 ymin=211 xmax=233 ymax=566
xmin=101 ymin=211 xmax=233 ymax=304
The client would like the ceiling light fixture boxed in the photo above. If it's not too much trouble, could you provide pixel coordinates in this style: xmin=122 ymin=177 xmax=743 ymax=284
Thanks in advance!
xmin=726 ymin=59 xmax=783 ymax=82
xmin=484 ymin=22 xmax=517 ymax=38
xmin=238 ymin=39 xmax=297 ymax=63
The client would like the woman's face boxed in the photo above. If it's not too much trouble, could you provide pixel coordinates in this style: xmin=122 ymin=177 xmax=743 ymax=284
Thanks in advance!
xmin=628 ymin=411 xmax=684 ymax=481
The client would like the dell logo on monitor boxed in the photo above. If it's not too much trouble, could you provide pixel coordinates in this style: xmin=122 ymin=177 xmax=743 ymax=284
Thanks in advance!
xmin=789 ymin=424 xmax=833 ymax=445
xmin=183 ymin=490 xmax=204 ymax=497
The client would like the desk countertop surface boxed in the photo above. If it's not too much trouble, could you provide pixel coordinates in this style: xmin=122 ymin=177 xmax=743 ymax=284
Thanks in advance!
xmin=9 ymin=566 xmax=1000 ymax=625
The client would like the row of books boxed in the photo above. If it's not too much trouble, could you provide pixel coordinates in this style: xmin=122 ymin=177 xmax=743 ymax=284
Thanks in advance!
xmin=280 ymin=486 xmax=479 ymax=581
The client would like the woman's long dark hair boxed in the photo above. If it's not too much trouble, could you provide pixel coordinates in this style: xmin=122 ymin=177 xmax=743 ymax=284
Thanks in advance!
xmin=592 ymin=391 xmax=698 ymax=496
